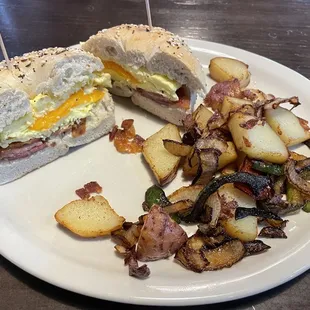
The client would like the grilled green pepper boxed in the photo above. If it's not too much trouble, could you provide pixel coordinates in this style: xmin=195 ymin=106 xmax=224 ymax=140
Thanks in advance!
xmin=143 ymin=185 xmax=170 ymax=211
xmin=252 ymin=160 xmax=284 ymax=176
xmin=286 ymin=182 xmax=304 ymax=205
xmin=302 ymin=201 xmax=310 ymax=213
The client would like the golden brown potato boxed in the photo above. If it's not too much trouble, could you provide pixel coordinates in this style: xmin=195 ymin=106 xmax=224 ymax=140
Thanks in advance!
xmin=228 ymin=112 xmax=289 ymax=164
xmin=209 ymin=57 xmax=251 ymax=88
xmin=192 ymin=104 xmax=213 ymax=131
xmin=218 ymin=184 xmax=258 ymax=242
xmin=142 ymin=124 xmax=182 ymax=186
xmin=221 ymin=96 xmax=253 ymax=119
xmin=265 ymin=107 xmax=310 ymax=146
xmin=218 ymin=141 xmax=238 ymax=169
xmin=55 ymin=196 xmax=125 ymax=237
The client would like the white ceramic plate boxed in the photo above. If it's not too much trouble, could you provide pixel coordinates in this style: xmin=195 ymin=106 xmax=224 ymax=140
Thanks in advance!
xmin=1 ymin=39 xmax=310 ymax=306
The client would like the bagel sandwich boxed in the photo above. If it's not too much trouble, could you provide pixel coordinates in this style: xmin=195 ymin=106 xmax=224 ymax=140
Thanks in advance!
xmin=82 ymin=24 xmax=206 ymax=126
xmin=0 ymin=47 xmax=115 ymax=184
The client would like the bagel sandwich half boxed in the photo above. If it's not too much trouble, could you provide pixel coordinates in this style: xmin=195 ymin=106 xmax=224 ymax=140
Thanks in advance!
xmin=82 ymin=24 xmax=206 ymax=126
xmin=0 ymin=47 xmax=115 ymax=184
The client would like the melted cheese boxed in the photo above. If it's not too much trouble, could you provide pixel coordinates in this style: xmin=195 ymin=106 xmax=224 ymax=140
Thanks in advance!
xmin=30 ymin=89 xmax=105 ymax=131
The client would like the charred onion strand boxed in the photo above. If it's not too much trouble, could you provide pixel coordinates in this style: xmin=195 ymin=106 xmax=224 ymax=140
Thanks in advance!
xmin=189 ymin=172 xmax=271 ymax=221
xmin=295 ymin=158 xmax=310 ymax=173
xmin=258 ymin=226 xmax=287 ymax=239
xmin=192 ymin=149 xmax=221 ymax=185
xmin=257 ymin=199 xmax=301 ymax=216
xmin=263 ymin=96 xmax=300 ymax=110
xmin=243 ymin=240 xmax=271 ymax=256
xmin=124 ymin=248 xmax=150 ymax=279
xmin=285 ymin=159 xmax=310 ymax=195
xmin=235 ymin=207 xmax=282 ymax=221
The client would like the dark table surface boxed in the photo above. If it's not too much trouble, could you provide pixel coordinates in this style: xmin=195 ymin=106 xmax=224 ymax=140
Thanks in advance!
xmin=1 ymin=0 xmax=310 ymax=309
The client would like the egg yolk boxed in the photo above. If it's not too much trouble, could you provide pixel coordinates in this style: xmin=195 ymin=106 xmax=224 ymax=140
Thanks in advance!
xmin=30 ymin=89 xmax=105 ymax=131
xmin=103 ymin=61 xmax=139 ymax=84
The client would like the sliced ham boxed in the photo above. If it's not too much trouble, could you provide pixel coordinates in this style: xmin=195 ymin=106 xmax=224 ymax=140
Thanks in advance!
xmin=0 ymin=139 xmax=47 ymax=160
xmin=136 ymin=86 xmax=190 ymax=110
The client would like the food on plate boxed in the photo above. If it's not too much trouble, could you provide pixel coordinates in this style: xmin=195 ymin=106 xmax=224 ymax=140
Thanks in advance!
xmin=112 ymin=205 xmax=188 ymax=278
xmin=175 ymin=234 xmax=245 ymax=273
xmin=55 ymin=195 xmax=125 ymax=237
xmin=75 ymin=181 xmax=103 ymax=199
xmin=217 ymin=184 xmax=258 ymax=242
xmin=209 ymin=57 xmax=251 ymax=88
xmin=109 ymin=119 xmax=144 ymax=153
xmin=54 ymin=52 xmax=310 ymax=279
xmin=243 ymin=240 xmax=271 ymax=256
xmin=82 ymin=24 xmax=206 ymax=126
xmin=258 ymin=226 xmax=287 ymax=239
xmin=0 ymin=47 xmax=115 ymax=184
xmin=204 ymin=79 xmax=242 ymax=111
xmin=265 ymin=107 xmax=310 ymax=146
xmin=163 ymin=139 xmax=192 ymax=157
xmin=142 ymin=123 xmax=182 ymax=185
xmin=192 ymin=104 xmax=214 ymax=131
xmin=228 ymin=112 xmax=289 ymax=164
xmin=220 ymin=96 xmax=253 ymax=119
xmin=168 ymin=185 xmax=204 ymax=203
xmin=142 ymin=184 xmax=171 ymax=211
xmin=136 ymin=205 xmax=188 ymax=261
xmin=218 ymin=142 xmax=238 ymax=169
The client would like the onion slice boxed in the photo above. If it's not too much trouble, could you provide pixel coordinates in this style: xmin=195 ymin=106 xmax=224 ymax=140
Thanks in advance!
xmin=285 ymin=159 xmax=310 ymax=195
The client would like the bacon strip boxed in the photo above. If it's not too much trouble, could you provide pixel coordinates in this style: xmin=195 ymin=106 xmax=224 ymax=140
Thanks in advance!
xmin=75 ymin=181 xmax=102 ymax=199
xmin=72 ymin=118 xmax=86 ymax=138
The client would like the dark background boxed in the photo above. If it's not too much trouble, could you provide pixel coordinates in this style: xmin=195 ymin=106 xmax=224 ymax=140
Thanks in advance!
xmin=1 ymin=0 xmax=310 ymax=309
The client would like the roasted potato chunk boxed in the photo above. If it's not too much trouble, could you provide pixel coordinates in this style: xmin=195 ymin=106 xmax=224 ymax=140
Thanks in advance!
xmin=142 ymin=124 xmax=182 ymax=186
xmin=209 ymin=57 xmax=251 ymax=88
xmin=55 ymin=196 xmax=125 ymax=237
xmin=265 ymin=107 xmax=310 ymax=146
xmin=228 ymin=112 xmax=289 ymax=164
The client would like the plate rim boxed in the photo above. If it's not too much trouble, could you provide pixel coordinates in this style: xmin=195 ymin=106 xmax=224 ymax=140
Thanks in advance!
xmin=1 ymin=38 xmax=310 ymax=306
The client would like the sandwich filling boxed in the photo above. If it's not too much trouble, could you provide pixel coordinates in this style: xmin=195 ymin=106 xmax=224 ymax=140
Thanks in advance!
xmin=0 ymin=71 xmax=111 ymax=157
xmin=102 ymin=61 xmax=190 ymax=110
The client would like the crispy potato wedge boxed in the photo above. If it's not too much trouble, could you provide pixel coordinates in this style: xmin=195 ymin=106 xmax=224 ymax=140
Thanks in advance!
xmin=192 ymin=104 xmax=214 ymax=131
xmin=265 ymin=107 xmax=310 ymax=146
xmin=142 ymin=124 xmax=182 ymax=186
xmin=221 ymin=96 xmax=253 ymax=119
xmin=168 ymin=185 xmax=204 ymax=203
xmin=163 ymin=139 xmax=192 ymax=157
xmin=55 ymin=196 xmax=125 ymax=237
xmin=218 ymin=141 xmax=238 ymax=169
xmin=218 ymin=184 xmax=258 ymax=242
xmin=209 ymin=57 xmax=251 ymax=88
xmin=228 ymin=112 xmax=289 ymax=164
